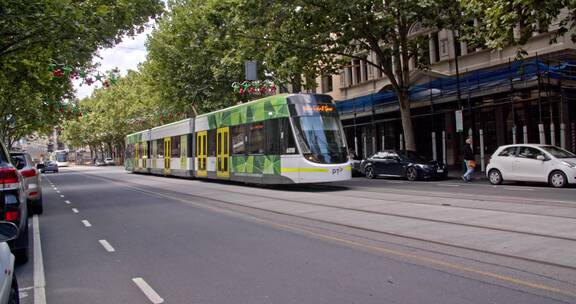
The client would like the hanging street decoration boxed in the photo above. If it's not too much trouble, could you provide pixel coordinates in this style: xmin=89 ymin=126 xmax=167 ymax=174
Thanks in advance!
xmin=48 ymin=62 xmax=119 ymax=88
xmin=43 ymin=96 xmax=85 ymax=121
xmin=231 ymin=80 xmax=279 ymax=96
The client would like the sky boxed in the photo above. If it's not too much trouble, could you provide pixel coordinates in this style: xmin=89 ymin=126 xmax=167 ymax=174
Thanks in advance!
xmin=74 ymin=27 xmax=153 ymax=99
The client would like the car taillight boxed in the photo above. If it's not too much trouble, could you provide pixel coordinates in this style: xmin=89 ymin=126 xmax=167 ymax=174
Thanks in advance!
xmin=20 ymin=168 xmax=37 ymax=178
xmin=5 ymin=211 xmax=19 ymax=221
xmin=0 ymin=167 xmax=19 ymax=189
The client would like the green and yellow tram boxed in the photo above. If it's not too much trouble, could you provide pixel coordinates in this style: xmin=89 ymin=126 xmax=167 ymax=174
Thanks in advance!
xmin=125 ymin=94 xmax=351 ymax=184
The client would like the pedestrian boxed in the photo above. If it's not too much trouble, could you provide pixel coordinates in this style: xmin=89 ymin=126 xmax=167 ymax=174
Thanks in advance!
xmin=462 ymin=137 xmax=476 ymax=182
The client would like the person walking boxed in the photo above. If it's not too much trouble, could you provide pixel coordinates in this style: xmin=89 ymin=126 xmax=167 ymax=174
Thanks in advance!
xmin=462 ymin=137 xmax=475 ymax=182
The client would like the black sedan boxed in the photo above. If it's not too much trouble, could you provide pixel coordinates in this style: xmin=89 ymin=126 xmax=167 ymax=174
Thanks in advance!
xmin=360 ymin=150 xmax=448 ymax=181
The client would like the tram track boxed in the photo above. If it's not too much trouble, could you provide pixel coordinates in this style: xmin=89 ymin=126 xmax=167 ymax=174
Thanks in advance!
xmin=81 ymin=171 xmax=576 ymax=271
xmin=306 ymin=185 xmax=576 ymax=220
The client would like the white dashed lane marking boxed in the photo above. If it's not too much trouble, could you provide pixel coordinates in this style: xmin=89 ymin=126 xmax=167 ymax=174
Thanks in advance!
xmin=72 ymin=208 xmax=79 ymax=214
xmin=99 ymin=240 xmax=115 ymax=252
xmin=60 ymin=194 xmax=65 ymax=198
xmin=65 ymin=200 xmax=71 ymax=204
xmin=81 ymin=220 xmax=92 ymax=227
xmin=132 ymin=278 xmax=164 ymax=304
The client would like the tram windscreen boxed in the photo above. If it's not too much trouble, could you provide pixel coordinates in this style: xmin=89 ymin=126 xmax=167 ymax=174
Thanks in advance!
xmin=292 ymin=114 xmax=348 ymax=164
xmin=56 ymin=153 xmax=68 ymax=162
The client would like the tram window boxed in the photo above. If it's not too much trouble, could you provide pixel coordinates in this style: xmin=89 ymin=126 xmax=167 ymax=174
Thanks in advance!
xmin=208 ymin=129 xmax=216 ymax=156
xmin=187 ymin=134 xmax=193 ymax=158
xmin=231 ymin=125 xmax=246 ymax=155
xmin=280 ymin=118 xmax=298 ymax=154
xmin=157 ymin=139 xmax=164 ymax=158
xmin=147 ymin=141 xmax=152 ymax=159
xmin=249 ymin=122 xmax=265 ymax=154
xmin=171 ymin=136 xmax=181 ymax=158
xmin=265 ymin=119 xmax=281 ymax=155
xmin=152 ymin=140 xmax=157 ymax=158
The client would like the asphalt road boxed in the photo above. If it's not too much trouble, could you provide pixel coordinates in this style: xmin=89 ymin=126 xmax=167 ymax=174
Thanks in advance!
xmin=15 ymin=166 xmax=576 ymax=304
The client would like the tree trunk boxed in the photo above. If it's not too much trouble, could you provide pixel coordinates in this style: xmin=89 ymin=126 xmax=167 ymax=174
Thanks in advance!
xmin=398 ymin=91 xmax=416 ymax=151
xmin=291 ymin=76 xmax=302 ymax=93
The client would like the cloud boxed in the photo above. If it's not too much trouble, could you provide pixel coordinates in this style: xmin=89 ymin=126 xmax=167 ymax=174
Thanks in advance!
xmin=74 ymin=27 xmax=153 ymax=99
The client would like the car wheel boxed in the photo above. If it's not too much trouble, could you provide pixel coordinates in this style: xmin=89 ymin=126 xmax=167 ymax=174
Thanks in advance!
xmin=549 ymin=170 xmax=567 ymax=188
xmin=488 ymin=169 xmax=503 ymax=185
xmin=406 ymin=167 xmax=418 ymax=181
xmin=8 ymin=273 xmax=19 ymax=304
xmin=364 ymin=166 xmax=375 ymax=179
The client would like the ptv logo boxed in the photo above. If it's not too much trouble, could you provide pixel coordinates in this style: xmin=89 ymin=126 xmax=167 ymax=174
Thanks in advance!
xmin=332 ymin=167 xmax=343 ymax=175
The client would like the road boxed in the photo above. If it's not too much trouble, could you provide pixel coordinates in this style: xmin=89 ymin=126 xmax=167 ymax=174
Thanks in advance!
xmin=15 ymin=166 xmax=576 ymax=304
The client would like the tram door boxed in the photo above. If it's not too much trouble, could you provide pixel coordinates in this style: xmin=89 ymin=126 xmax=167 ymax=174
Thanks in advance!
xmin=164 ymin=137 xmax=171 ymax=175
xmin=216 ymin=127 xmax=230 ymax=178
xmin=196 ymin=131 xmax=207 ymax=177
xmin=134 ymin=143 xmax=139 ymax=169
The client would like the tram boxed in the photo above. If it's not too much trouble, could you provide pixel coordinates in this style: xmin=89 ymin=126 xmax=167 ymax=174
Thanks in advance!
xmin=125 ymin=94 xmax=351 ymax=184
xmin=54 ymin=150 xmax=69 ymax=167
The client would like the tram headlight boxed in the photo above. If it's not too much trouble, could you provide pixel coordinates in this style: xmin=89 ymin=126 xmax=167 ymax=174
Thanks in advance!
xmin=304 ymin=153 xmax=319 ymax=163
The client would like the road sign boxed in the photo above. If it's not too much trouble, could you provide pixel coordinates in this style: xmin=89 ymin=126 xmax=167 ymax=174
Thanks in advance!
xmin=455 ymin=110 xmax=463 ymax=132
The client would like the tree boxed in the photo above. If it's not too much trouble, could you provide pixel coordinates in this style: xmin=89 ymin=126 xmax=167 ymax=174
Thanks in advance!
xmin=462 ymin=0 xmax=576 ymax=51
xmin=0 ymin=0 xmax=164 ymax=147
xmin=227 ymin=0 xmax=461 ymax=151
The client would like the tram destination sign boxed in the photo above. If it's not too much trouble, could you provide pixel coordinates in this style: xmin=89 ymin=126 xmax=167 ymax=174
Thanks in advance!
xmin=291 ymin=103 xmax=338 ymax=116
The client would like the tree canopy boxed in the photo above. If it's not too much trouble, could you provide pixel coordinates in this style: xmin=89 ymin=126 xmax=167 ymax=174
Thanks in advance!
xmin=0 ymin=0 xmax=163 ymax=148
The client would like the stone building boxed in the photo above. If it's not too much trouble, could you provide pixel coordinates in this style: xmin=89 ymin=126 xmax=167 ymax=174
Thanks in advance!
xmin=316 ymin=21 xmax=576 ymax=170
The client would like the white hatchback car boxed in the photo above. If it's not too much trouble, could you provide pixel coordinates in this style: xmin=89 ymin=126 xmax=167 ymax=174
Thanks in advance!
xmin=486 ymin=144 xmax=576 ymax=188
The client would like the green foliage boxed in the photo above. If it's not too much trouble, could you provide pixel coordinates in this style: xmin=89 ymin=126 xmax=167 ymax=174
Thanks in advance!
xmin=0 ymin=0 xmax=164 ymax=148
xmin=461 ymin=0 xmax=576 ymax=50
xmin=61 ymin=70 xmax=162 ymax=153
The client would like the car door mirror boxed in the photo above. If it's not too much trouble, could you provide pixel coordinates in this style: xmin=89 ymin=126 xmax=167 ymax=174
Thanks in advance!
xmin=536 ymin=155 xmax=546 ymax=161
xmin=0 ymin=222 xmax=18 ymax=242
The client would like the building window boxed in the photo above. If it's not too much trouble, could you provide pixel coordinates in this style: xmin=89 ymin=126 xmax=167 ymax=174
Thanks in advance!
xmin=361 ymin=60 xmax=368 ymax=82
xmin=431 ymin=32 xmax=440 ymax=63
xmin=321 ymin=75 xmax=333 ymax=93
xmin=352 ymin=59 xmax=361 ymax=85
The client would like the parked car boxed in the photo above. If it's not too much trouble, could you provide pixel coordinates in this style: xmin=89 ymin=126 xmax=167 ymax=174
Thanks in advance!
xmin=486 ymin=144 xmax=576 ymax=188
xmin=104 ymin=158 xmax=115 ymax=166
xmin=10 ymin=152 xmax=43 ymax=215
xmin=0 ymin=142 xmax=30 ymax=263
xmin=0 ymin=222 xmax=20 ymax=304
xmin=361 ymin=150 xmax=448 ymax=181
xmin=95 ymin=159 xmax=106 ymax=167
xmin=39 ymin=161 xmax=59 ymax=173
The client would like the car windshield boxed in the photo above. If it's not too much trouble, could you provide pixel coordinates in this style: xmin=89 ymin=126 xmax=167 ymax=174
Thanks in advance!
xmin=540 ymin=146 xmax=576 ymax=159
xmin=292 ymin=115 xmax=348 ymax=164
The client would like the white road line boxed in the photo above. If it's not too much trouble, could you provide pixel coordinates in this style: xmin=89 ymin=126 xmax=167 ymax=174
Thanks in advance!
xmin=81 ymin=220 xmax=92 ymax=227
xmin=72 ymin=208 xmax=79 ymax=213
xmin=436 ymin=183 xmax=460 ymax=187
xmin=55 ymin=190 xmax=60 ymax=193
xmin=504 ymin=187 xmax=535 ymax=191
xmin=65 ymin=200 xmax=71 ymax=204
xmin=132 ymin=278 xmax=164 ymax=304
xmin=60 ymin=194 xmax=65 ymax=198
xmin=381 ymin=180 xmax=405 ymax=184
xmin=99 ymin=240 xmax=115 ymax=252
xmin=32 ymin=215 xmax=47 ymax=304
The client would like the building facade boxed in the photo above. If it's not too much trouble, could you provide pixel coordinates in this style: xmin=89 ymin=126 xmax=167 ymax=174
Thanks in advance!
xmin=318 ymin=24 xmax=576 ymax=171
